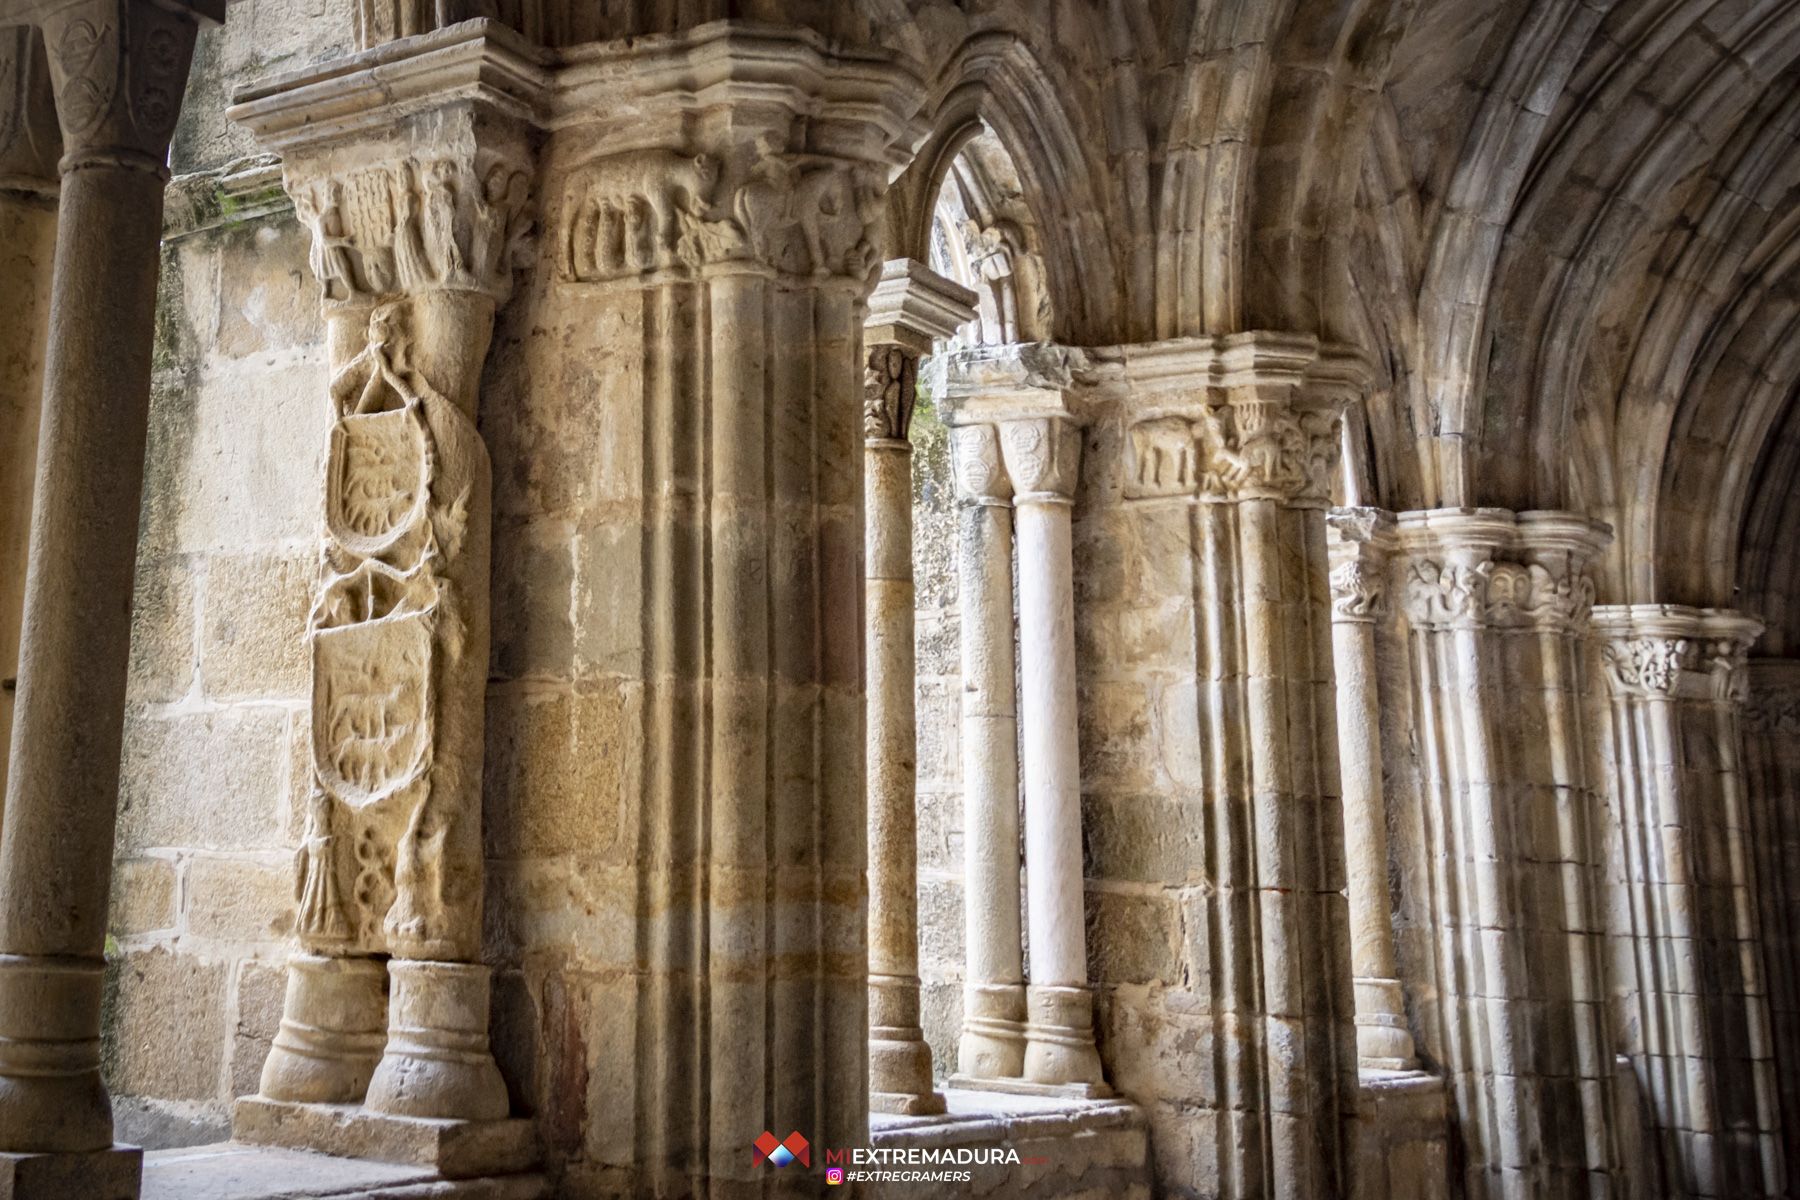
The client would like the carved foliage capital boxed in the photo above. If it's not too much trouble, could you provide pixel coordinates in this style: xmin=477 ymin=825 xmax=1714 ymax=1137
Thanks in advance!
xmin=865 ymin=343 xmax=918 ymax=442
xmin=1599 ymin=636 xmax=1692 ymax=699
xmin=1125 ymin=395 xmax=1339 ymax=506
xmin=559 ymin=143 xmax=884 ymax=288
xmin=288 ymin=150 xmax=534 ymax=308
xmin=1403 ymin=556 xmax=1595 ymax=633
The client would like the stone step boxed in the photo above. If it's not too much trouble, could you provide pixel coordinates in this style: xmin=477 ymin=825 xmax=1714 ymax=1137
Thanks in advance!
xmin=140 ymin=1144 xmax=547 ymax=1200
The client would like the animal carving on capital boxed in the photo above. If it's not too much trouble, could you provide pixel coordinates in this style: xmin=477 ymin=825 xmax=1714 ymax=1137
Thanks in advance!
xmin=1122 ymin=397 xmax=1337 ymax=503
xmin=557 ymin=136 xmax=883 ymax=285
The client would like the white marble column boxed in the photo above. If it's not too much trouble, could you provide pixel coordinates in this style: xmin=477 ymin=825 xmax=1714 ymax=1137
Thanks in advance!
xmin=950 ymin=419 xmax=1028 ymax=1081
xmin=226 ymin=28 xmax=538 ymax=1163
xmin=1326 ymin=508 xmax=1418 ymax=1072
xmin=1594 ymin=604 xmax=1782 ymax=1200
xmin=863 ymin=260 xmax=973 ymax=1115
xmin=0 ymin=3 xmax=214 ymax=1193
xmin=1000 ymin=416 xmax=1105 ymax=1087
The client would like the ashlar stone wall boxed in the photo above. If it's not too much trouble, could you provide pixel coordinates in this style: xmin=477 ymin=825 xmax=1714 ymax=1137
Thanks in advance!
xmin=105 ymin=0 xmax=353 ymax=1148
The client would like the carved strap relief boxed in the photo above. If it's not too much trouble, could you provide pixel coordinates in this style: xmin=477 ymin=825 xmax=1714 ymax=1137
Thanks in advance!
xmin=557 ymin=144 xmax=883 ymax=285
xmin=1123 ymin=401 xmax=1339 ymax=504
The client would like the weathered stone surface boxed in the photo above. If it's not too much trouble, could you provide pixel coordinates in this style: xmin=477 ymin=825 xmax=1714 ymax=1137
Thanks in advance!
xmin=118 ymin=707 xmax=288 ymax=852
xmin=184 ymin=856 xmax=294 ymax=944
xmin=200 ymin=553 xmax=313 ymax=700
xmin=110 ymin=858 xmax=178 ymax=936
xmin=104 ymin=948 xmax=227 ymax=1102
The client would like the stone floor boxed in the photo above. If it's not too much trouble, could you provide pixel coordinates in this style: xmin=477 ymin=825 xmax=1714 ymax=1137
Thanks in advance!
xmin=139 ymin=1144 xmax=547 ymax=1200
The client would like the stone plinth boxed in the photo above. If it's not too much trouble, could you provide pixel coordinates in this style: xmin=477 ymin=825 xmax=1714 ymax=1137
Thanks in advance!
xmin=232 ymin=1098 xmax=537 ymax=1180
xmin=866 ymin=1090 xmax=1149 ymax=1200
xmin=0 ymin=1145 xmax=140 ymax=1200
xmin=1350 ymin=1071 xmax=1449 ymax=1200
xmin=141 ymin=1143 xmax=547 ymax=1200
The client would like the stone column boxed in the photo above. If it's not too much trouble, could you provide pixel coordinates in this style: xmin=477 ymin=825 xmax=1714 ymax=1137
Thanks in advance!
xmin=535 ymin=28 xmax=924 ymax=1194
xmin=225 ymin=29 xmax=538 ymax=1162
xmin=1112 ymin=333 xmax=1360 ymax=1197
xmin=999 ymin=415 xmax=1105 ymax=1088
xmin=950 ymin=419 xmax=1028 ymax=1082
xmin=0 ymin=25 xmax=59 ymax=812
xmin=0 ymin=2 xmax=214 ymax=1193
xmin=1742 ymin=659 xmax=1800 ymax=1199
xmin=863 ymin=260 xmax=973 ymax=1116
xmin=1593 ymin=605 xmax=1782 ymax=1200
xmin=1326 ymin=508 xmax=1418 ymax=1072
xmin=1399 ymin=509 xmax=1621 ymax=1200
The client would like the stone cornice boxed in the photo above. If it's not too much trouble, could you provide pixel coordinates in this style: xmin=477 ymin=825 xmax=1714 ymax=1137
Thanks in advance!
xmin=931 ymin=342 xmax=1085 ymax=427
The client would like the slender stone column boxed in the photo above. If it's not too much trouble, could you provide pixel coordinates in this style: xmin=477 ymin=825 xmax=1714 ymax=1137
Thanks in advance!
xmin=0 ymin=26 xmax=59 ymax=814
xmin=864 ymin=261 xmax=973 ymax=1116
xmin=1326 ymin=508 xmax=1418 ymax=1072
xmin=1399 ymin=508 xmax=1620 ymax=1200
xmin=999 ymin=416 xmax=1105 ymax=1087
xmin=225 ymin=32 xmax=539 ymax=1157
xmin=1742 ymin=659 xmax=1800 ymax=1199
xmin=0 ymin=2 xmax=214 ymax=1190
xmin=951 ymin=420 xmax=1028 ymax=1081
xmin=1594 ymin=604 xmax=1782 ymax=1200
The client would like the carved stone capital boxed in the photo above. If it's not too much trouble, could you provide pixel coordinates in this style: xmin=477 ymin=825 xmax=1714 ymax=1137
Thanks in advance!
xmin=999 ymin=417 xmax=1080 ymax=502
xmin=1591 ymin=605 xmax=1763 ymax=703
xmin=864 ymin=257 xmax=978 ymax=355
xmin=0 ymin=27 xmax=62 ymax=193
xmin=951 ymin=423 xmax=1008 ymax=506
xmin=1326 ymin=508 xmax=1396 ymax=623
xmin=1745 ymin=659 xmax=1800 ymax=734
xmin=1398 ymin=508 xmax=1609 ymax=634
xmin=227 ymin=26 xmax=543 ymax=311
xmin=547 ymin=27 xmax=925 ymax=292
xmin=33 ymin=0 xmax=218 ymax=175
xmin=865 ymin=343 xmax=918 ymax=442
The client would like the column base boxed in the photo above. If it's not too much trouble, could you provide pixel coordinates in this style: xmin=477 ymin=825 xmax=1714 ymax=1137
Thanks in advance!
xmin=870 ymin=974 xmax=945 ymax=1115
xmin=364 ymin=961 xmax=508 ymax=1121
xmin=0 ymin=1145 xmax=141 ymax=1200
xmin=1023 ymin=985 xmax=1107 ymax=1087
xmin=232 ymin=1098 xmax=537 ymax=1180
xmin=259 ymin=954 xmax=387 ymax=1104
xmin=958 ymin=983 xmax=1027 ymax=1080
xmin=947 ymin=1073 xmax=1113 ymax=1101
xmin=1353 ymin=977 xmax=1419 ymax=1072
xmin=871 ymin=1089 xmax=948 ymax=1116
xmin=0 ymin=955 xmax=113 ymax=1152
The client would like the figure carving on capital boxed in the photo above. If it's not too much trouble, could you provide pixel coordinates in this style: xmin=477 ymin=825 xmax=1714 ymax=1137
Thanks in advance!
xmin=1330 ymin=559 xmax=1385 ymax=622
xmin=1122 ymin=399 xmax=1337 ymax=504
xmin=865 ymin=344 xmax=917 ymax=442
xmin=292 ymin=155 xmax=532 ymax=305
xmin=1600 ymin=636 xmax=1690 ymax=698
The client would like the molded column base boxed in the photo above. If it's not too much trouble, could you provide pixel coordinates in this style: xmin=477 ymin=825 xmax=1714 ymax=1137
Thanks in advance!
xmin=1023 ymin=985 xmax=1107 ymax=1088
xmin=870 ymin=974 xmax=945 ymax=1115
xmin=259 ymin=954 xmax=386 ymax=1104
xmin=958 ymin=983 xmax=1027 ymax=1080
xmin=364 ymin=962 xmax=507 ymax=1121
xmin=0 ymin=1145 xmax=141 ymax=1200
xmin=1353 ymin=977 xmax=1419 ymax=1071
xmin=232 ymin=1098 xmax=536 ymax=1180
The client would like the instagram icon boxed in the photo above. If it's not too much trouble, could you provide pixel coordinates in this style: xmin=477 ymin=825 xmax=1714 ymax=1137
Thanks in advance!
xmin=826 ymin=1167 xmax=845 ymax=1185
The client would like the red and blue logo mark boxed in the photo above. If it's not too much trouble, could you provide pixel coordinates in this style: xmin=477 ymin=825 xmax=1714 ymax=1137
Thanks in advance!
xmin=753 ymin=1131 xmax=810 ymax=1168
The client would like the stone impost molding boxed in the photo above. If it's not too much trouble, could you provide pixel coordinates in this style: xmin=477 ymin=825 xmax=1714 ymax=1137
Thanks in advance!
xmin=863 ymin=260 xmax=973 ymax=1117
xmin=0 ymin=0 xmax=215 ymax=1190
xmin=1326 ymin=508 xmax=1419 ymax=1072
xmin=226 ymin=25 xmax=541 ymax=1151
